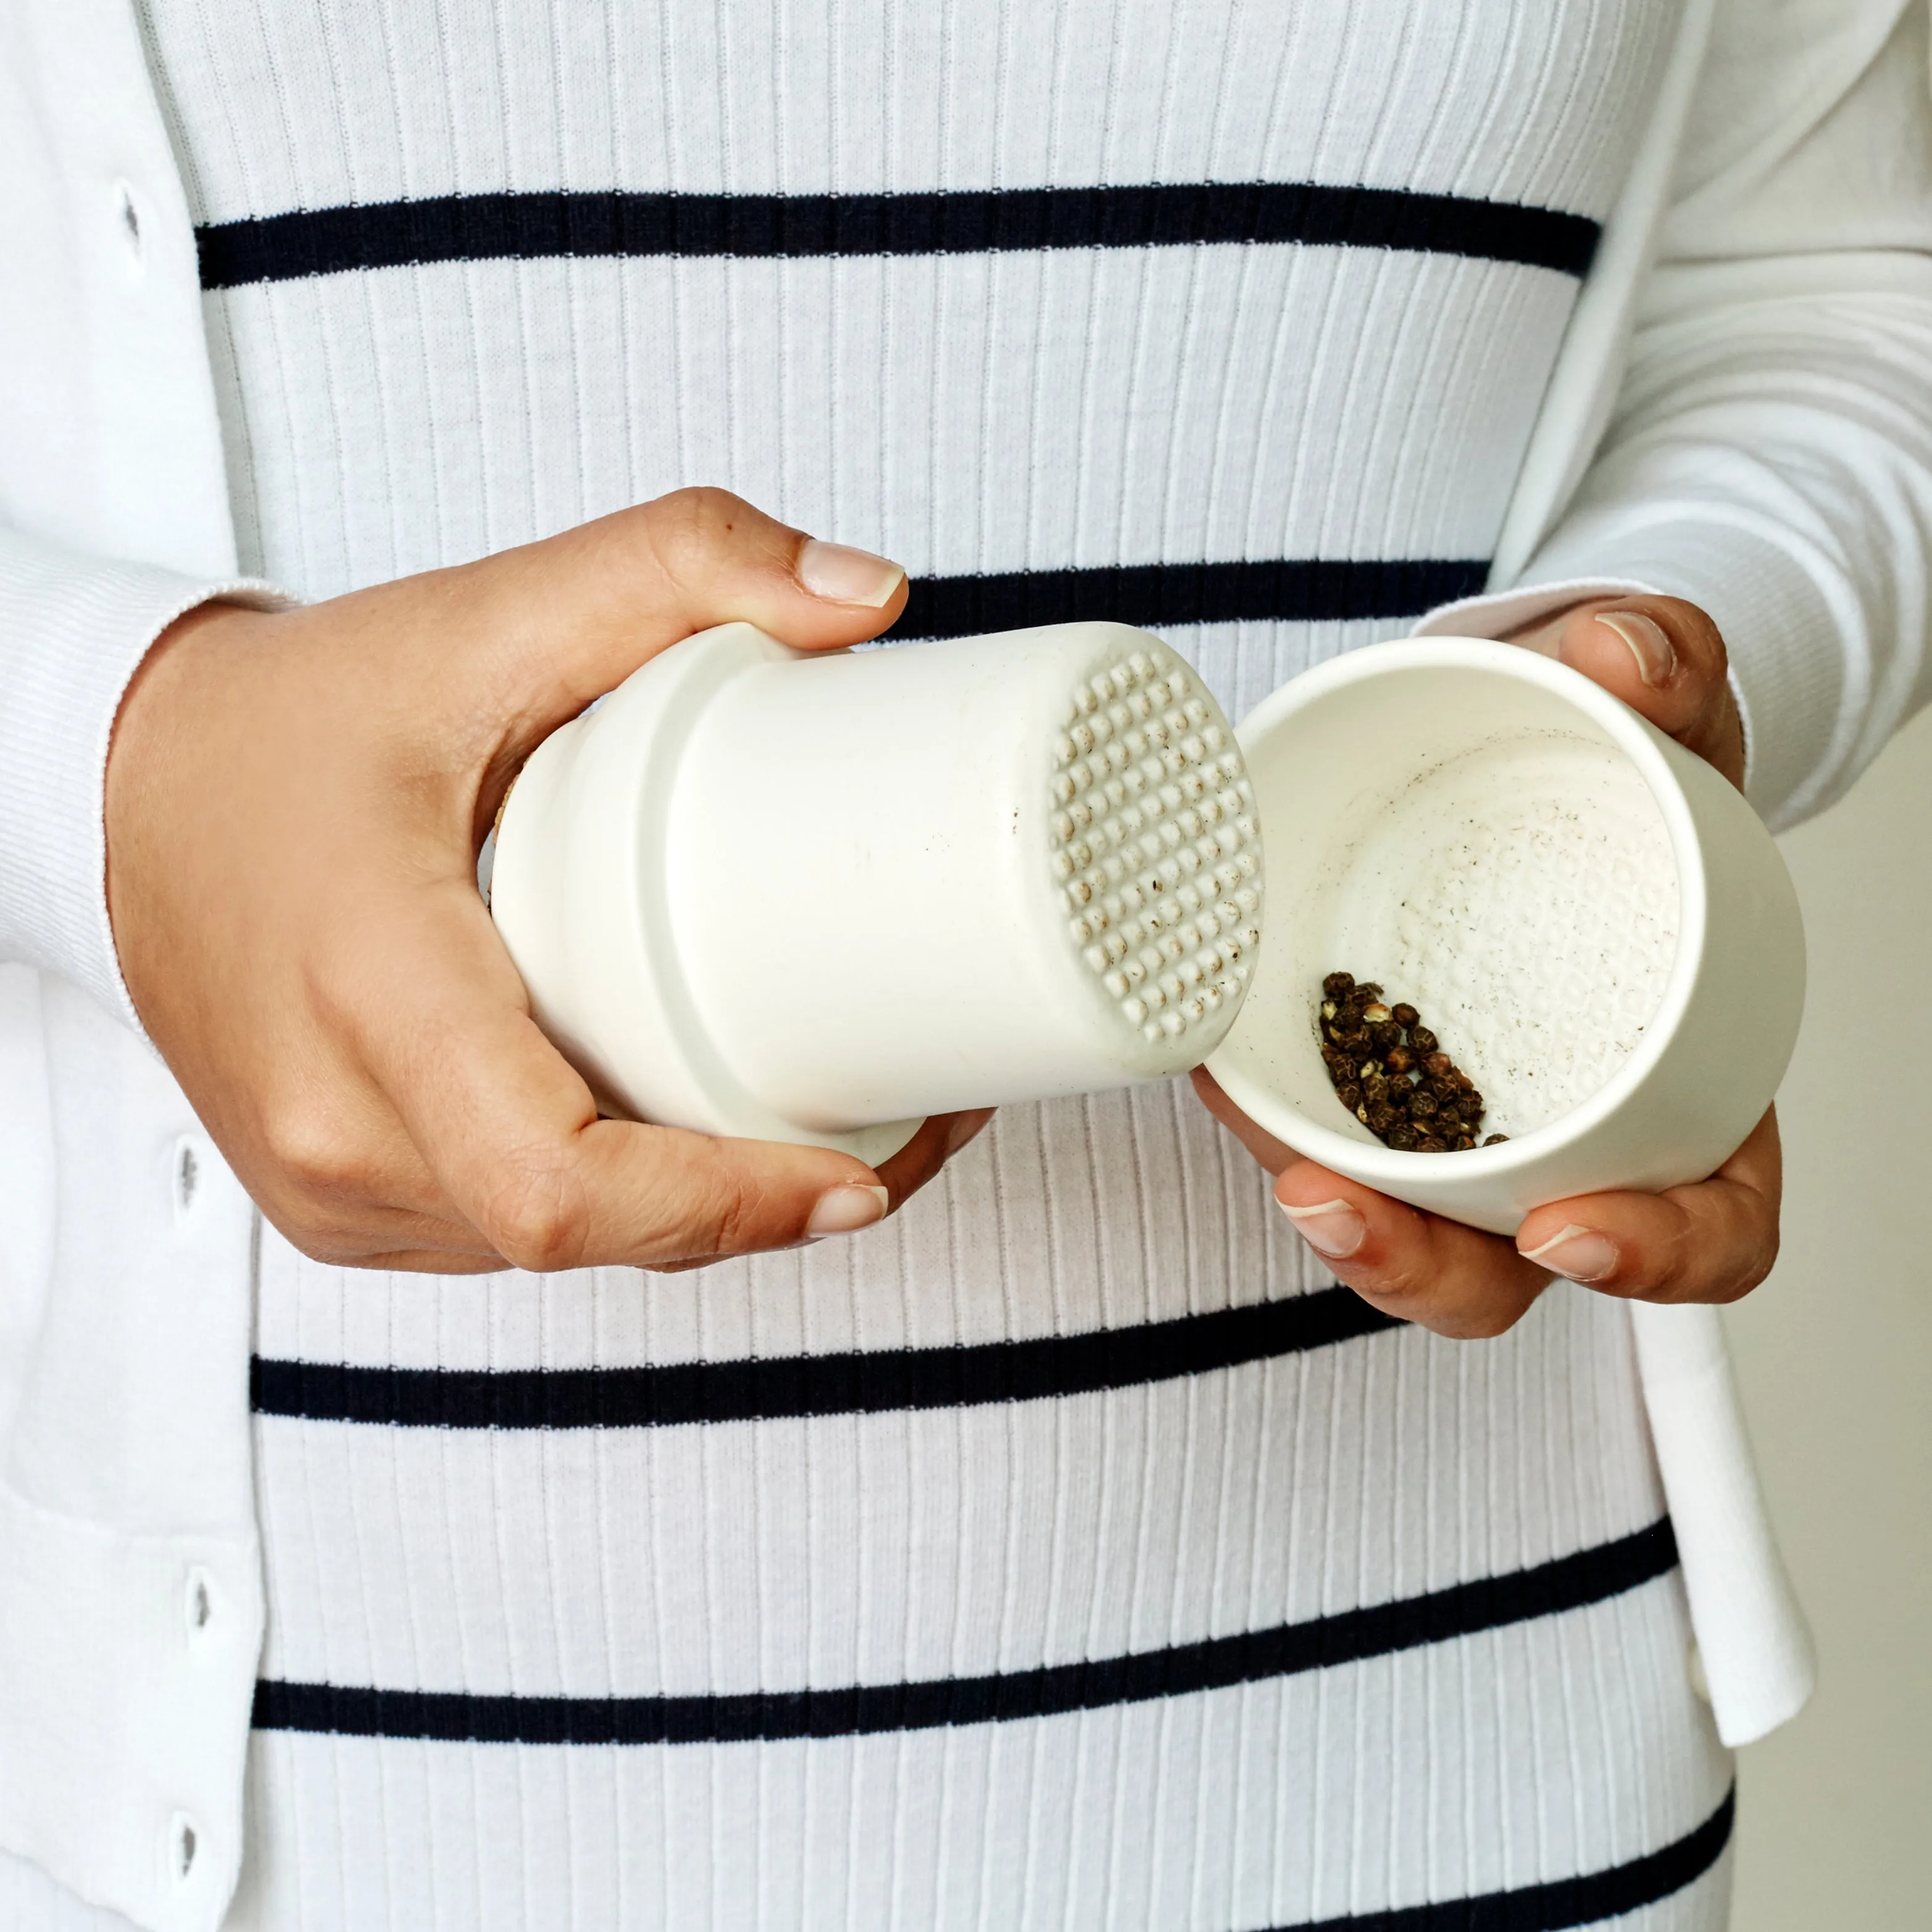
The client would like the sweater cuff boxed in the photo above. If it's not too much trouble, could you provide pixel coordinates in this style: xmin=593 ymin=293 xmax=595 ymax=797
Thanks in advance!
xmin=1409 ymin=577 xmax=1661 ymax=648
xmin=1518 ymin=521 xmax=1840 ymax=831
xmin=0 ymin=527 xmax=285 ymax=1030
xmin=1418 ymin=516 xmax=1840 ymax=831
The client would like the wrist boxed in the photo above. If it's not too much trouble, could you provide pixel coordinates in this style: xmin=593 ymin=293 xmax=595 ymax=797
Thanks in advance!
xmin=106 ymin=598 xmax=283 ymax=1027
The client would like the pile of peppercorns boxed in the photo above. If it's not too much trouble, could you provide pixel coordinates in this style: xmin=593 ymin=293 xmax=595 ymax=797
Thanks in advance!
xmin=1317 ymin=971 xmax=1506 ymax=1153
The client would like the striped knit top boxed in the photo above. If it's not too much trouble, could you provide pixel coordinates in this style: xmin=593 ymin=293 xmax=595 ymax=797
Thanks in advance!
xmin=120 ymin=0 xmax=1744 ymax=1926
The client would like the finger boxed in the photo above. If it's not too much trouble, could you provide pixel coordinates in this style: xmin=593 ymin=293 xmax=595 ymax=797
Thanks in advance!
xmin=875 ymin=1109 xmax=998 ymax=1206
xmin=1545 ymin=596 xmax=1746 ymax=788
xmin=1189 ymin=1065 xmax=1298 ymax=1173
xmin=1274 ymin=1160 xmax=1549 ymax=1339
xmin=649 ymin=1110 xmax=1001 ymax=1274
xmin=463 ymin=487 xmax=910 ymax=760
xmin=1514 ymin=1107 xmax=1782 ymax=1305
xmin=352 ymin=885 xmax=895 ymax=1270
xmin=343 ymin=1249 xmax=515 ymax=1276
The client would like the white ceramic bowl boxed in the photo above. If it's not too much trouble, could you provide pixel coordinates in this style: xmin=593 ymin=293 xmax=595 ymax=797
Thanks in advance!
xmin=1205 ymin=636 xmax=1805 ymax=1236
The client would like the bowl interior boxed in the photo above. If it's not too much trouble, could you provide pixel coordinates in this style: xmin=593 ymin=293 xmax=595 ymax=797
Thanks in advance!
xmin=1219 ymin=657 xmax=1683 ymax=1152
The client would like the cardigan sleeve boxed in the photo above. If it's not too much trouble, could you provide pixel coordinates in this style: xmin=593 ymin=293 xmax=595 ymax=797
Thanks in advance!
xmin=1424 ymin=0 xmax=1932 ymax=833
xmin=0 ymin=526 xmax=283 ymax=1029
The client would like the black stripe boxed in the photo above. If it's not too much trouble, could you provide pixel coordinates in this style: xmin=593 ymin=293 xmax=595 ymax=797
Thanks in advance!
xmin=891 ymin=557 xmax=1490 ymax=639
xmin=252 ymin=1517 xmax=1676 ymax=1744
xmin=251 ymin=1283 xmax=1404 ymax=1430
xmin=196 ymin=184 xmax=1600 ymax=289
xmin=1264 ymin=1787 xmax=1733 ymax=1931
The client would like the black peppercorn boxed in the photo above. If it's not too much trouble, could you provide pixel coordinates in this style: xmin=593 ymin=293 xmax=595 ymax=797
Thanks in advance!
xmin=1314 ymin=973 xmax=1496 ymax=1154
xmin=1483 ymin=1133 xmax=1509 ymax=1146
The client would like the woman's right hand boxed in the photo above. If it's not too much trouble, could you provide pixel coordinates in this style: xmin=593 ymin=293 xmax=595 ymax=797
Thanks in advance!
xmin=106 ymin=488 xmax=991 ymax=1275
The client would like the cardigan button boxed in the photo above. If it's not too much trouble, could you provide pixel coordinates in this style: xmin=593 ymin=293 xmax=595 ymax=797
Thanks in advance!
xmin=112 ymin=179 xmax=143 ymax=258
xmin=185 ymin=1565 xmax=218 ymax=1643
xmin=172 ymin=1135 xmax=205 ymax=1222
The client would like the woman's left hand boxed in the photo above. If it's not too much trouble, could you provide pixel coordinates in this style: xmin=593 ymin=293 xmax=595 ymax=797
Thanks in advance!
xmin=1193 ymin=595 xmax=1781 ymax=1339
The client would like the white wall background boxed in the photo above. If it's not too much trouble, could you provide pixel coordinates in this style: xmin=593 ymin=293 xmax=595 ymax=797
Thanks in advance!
xmin=1728 ymin=706 xmax=1932 ymax=1926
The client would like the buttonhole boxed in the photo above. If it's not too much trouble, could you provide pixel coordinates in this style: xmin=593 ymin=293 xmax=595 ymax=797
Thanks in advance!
xmin=186 ymin=1567 xmax=214 ymax=1634
xmin=175 ymin=1139 xmax=199 ymax=1215
xmin=173 ymin=1815 xmax=197 ymax=1880
xmin=118 ymin=182 xmax=142 ymax=250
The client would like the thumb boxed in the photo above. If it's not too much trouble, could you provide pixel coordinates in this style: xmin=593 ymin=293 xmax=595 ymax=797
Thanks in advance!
xmin=460 ymin=486 xmax=909 ymax=770
xmin=1546 ymin=594 xmax=1746 ymax=789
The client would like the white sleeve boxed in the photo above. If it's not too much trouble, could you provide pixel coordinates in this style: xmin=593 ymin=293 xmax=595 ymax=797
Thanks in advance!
xmin=1428 ymin=0 xmax=1932 ymax=832
xmin=0 ymin=525 xmax=282 ymax=1025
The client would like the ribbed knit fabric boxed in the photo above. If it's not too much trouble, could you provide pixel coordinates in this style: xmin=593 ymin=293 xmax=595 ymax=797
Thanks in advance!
xmin=228 ymin=1091 xmax=1733 ymax=1932
xmin=0 ymin=532 xmax=278 ymax=1032
xmin=11 ymin=0 xmax=1734 ymax=1925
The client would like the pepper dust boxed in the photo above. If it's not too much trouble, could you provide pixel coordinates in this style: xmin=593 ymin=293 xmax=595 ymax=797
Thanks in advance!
xmin=1318 ymin=971 xmax=1508 ymax=1154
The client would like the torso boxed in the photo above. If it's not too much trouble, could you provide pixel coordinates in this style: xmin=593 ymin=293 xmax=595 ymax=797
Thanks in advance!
xmin=125 ymin=2 xmax=1733 ymax=1923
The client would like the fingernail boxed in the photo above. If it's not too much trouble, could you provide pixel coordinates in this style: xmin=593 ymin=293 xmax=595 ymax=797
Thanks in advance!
xmin=1278 ymin=1198 xmax=1367 ymax=1259
xmin=944 ymin=1111 xmax=993 ymax=1157
xmin=797 ymin=538 xmax=906 ymax=608
xmin=806 ymin=1183 xmax=889 ymax=1239
xmin=1596 ymin=611 xmax=1676 ymax=688
xmin=1520 ymin=1223 xmax=1620 ymax=1282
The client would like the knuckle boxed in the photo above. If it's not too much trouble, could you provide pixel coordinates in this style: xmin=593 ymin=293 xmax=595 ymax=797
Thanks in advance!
xmin=259 ymin=1105 xmax=376 ymax=1203
xmin=478 ymin=1151 xmax=589 ymax=1274
xmin=685 ymin=1168 xmax=774 ymax=1260
xmin=1656 ymin=595 xmax=1730 ymax=685
xmin=643 ymin=486 xmax=756 ymax=591
xmin=1361 ymin=1250 xmax=1532 ymax=1339
xmin=1718 ymin=1225 xmax=1780 ymax=1304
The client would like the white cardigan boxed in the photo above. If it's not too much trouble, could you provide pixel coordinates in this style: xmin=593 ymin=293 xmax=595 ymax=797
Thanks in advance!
xmin=2 ymin=1 xmax=1930 ymax=1926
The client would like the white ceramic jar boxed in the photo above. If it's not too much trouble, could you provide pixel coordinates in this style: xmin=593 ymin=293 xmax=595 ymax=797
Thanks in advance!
xmin=489 ymin=620 xmax=1265 ymax=1165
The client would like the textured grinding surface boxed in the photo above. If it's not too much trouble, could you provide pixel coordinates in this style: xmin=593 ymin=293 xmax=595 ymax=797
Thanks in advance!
xmin=1051 ymin=649 xmax=1263 ymax=1044
xmin=1322 ymin=735 xmax=1680 ymax=1136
